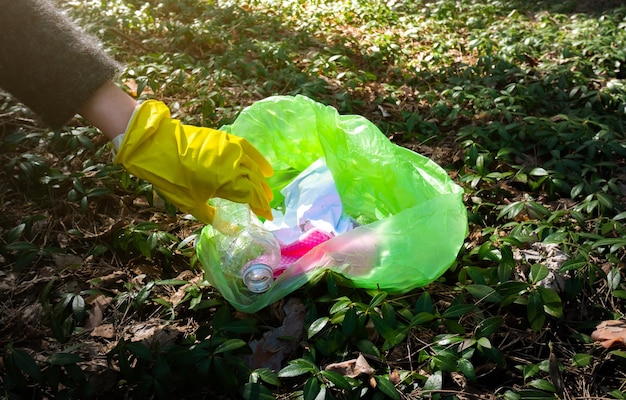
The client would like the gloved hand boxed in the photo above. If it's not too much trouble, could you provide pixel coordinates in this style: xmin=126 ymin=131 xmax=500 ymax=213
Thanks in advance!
xmin=114 ymin=100 xmax=273 ymax=223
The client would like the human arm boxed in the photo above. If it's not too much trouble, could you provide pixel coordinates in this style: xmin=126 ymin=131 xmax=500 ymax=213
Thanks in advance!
xmin=0 ymin=0 xmax=274 ymax=222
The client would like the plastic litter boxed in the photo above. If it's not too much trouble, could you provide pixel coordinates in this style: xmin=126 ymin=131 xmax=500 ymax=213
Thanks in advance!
xmin=211 ymin=198 xmax=280 ymax=293
xmin=196 ymin=95 xmax=468 ymax=313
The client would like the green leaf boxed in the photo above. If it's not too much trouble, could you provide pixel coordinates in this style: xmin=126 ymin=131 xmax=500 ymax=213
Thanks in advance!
xmin=134 ymin=236 xmax=153 ymax=258
xmin=71 ymin=295 xmax=86 ymax=320
xmin=135 ymin=221 xmax=159 ymax=231
xmin=7 ymin=345 xmax=42 ymax=382
xmin=596 ymin=192 xmax=614 ymax=210
xmin=610 ymin=350 xmax=626 ymax=359
xmin=608 ymin=267 xmax=621 ymax=291
xmin=326 ymin=272 xmax=339 ymax=297
xmin=530 ymin=167 xmax=548 ymax=176
xmin=528 ymin=378 xmax=555 ymax=392
xmin=86 ymin=187 xmax=112 ymax=198
xmin=410 ymin=312 xmax=435 ymax=326
xmin=342 ymin=307 xmax=357 ymax=337
xmin=457 ymin=359 xmax=477 ymax=382
xmin=251 ymin=368 xmax=281 ymax=386
xmin=609 ymin=390 xmax=626 ymax=400
xmin=477 ymin=337 xmax=492 ymax=349
xmin=47 ymin=352 xmax=83 ymax=366
xmin=356 ymin=340 xmax=381 ymax=358
xmin=241 ymin=382 xmax=275 ymax=400
xmin=530 ymin=264 xmax=549 ymax=284
xmin=214 ymin=339 xmax=247 ymax=354
xmin=572 ymin=353 xmax=593 ymax=367
xmin=465 ymin=284 xmax=502 ymax=303
xmin=213 ymin=356 xmax=239 ymax=389
xmin=522 ymin=363 xmax=540 ymax=380
xmin=528 ymin=291 xmax=545 ymax=331
xmin=498 ymin=201 xmax=525 ymax=220
xmin=374 ymin=376 xmax=400 ymax=400
xmin=381 ymin=303 xmax=397 ymax=328
xmin=612 ymin=290 xmax=626 ymax=300
xmin=497 ymin=281 xmax=529 ymax=296
xmin=369 ymin=291 xmax=387 ymax=308
xmin=423 ymin=370 xmax=443 ymax=391
xmin=431 ymin=350 xmax=459 ymax=372
xmin=132 ymin=282 xmax=154 ymax=310
xmin=369 ymin=313 xmax=396 ymax=344
xmin=125 ymin=341 xmax=153 ymax=361
xmin=542 ymin=231 xmax=569 ymax=244
xmin=278 ymin=359 xmax=318 ymax=378
xmin=414 ymin=291 xmax=434 ymax=314
xmin=498 ymin=246 xmax=515 ymax=281
xmin=5 ymin=241 xmax=38 ymax=251
xmin=559 ymin=259 xmax=587 ymax=272
xmin=526 ymin=201 xmax=551 ymax=219
xmin=477 ymin=316 xmax=503 ymax=337
xmin=320 ymin=370 xmax=353 ymax=390
xmin=329 ymin=297 xmax=351 ymax=315
xmin=153 ymin=354 xmax=171 ymax=380
xmin=5 ymin=223 xmax=26 ymax=243
xmin=303 ymin=377 xmax=321 ymax=400
xmin=64 ymin=363 xmax=86 ymax=383
xmin=442 ymin=304 xmax=476 ymax=319
xmin=154 ymin=279 xmax=189 ymax=286
xmin=88 ymin=244 xmax=109 ymax=257
xmin=308 ymin=317 xmax=329 ymax=339
xmin=537 ymin=287 xmax=563 ymax=318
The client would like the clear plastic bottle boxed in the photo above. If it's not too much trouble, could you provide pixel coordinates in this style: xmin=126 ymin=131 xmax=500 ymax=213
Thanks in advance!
xmin=212 ymin=198 xmax=280 ymax=293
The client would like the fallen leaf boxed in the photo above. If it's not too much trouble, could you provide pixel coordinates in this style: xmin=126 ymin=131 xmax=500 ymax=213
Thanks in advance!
xmin=591 ymin=320 xmax=626 ymax=348
xmin=93 ymin=271 xmax=126 ymax=288
xmin=84 ymin=295 xmax=112 ymax=330
xmin=245 ymin=298 xmax=306 ymax=371
xmin=389 ymin=368 xmax=401 ymax=384
xmin=123 ymin=78 xmax=154 ymax=97
xmin=91 ymin=323 xmax=116 ymax=339
xmin=0 ymin=270 xmax=13 ymax=292
xmin=369 ymin=375 xmax=377 ymax=388
xmin=123 ymin=319 xmax=186 ymax=346
xmin=451 ymin=371 xmax=466 ymax=389
xmin=52 ymin=253 xmax=83 ymax=268
xmin=325 ymin=354 xmax=375 ymax=378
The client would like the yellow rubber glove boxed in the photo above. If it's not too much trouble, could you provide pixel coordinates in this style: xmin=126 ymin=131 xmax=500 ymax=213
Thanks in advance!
xmin=114 ymin=100 xmax=273 ymax=223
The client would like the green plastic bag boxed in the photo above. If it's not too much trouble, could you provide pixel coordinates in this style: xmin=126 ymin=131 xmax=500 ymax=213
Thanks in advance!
xmin=196 ymin=95 xmax=467 ymax=312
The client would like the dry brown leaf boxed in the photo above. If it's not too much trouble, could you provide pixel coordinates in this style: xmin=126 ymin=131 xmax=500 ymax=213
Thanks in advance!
xmin=389 ymin=368 xmax=401 ymax=384
xmin=84 ymin=295 xmax=112 ymax=330
xmin=369 ymin=375 xmax=377 ymax=388
xmin=245 ymin=298 xmax=306 ymax=371
xmin=52 ymin=253 xmax=83 ymax=268
xmin=91 ymin=323 xmax=115 ymax=339
xmin=168 ymin=273 xmax=202 ymax=307
xmin=93 ymin=271 xmax=126 ymax=288
xmin=325 ymin=354 xmax=375 ymax=378
xmin=123 ymin=78 xmax=154 ymax=97
xmin=591 ymin=320 xmax=626 ymax=348
xmin=123 ymin=319 xmax=186 ymax=346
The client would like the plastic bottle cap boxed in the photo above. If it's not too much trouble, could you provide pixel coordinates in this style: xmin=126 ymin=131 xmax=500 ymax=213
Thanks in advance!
xmin=242 ymin=263 xmax=274 ymax=293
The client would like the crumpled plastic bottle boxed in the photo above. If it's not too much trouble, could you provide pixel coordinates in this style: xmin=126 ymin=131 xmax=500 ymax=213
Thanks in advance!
xmin=211 ymin=198 xmax=280 ymax=293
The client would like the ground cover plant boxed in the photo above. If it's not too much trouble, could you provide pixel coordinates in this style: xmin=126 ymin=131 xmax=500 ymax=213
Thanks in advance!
xmin=1 ymin=0 xmax=626 ymax=398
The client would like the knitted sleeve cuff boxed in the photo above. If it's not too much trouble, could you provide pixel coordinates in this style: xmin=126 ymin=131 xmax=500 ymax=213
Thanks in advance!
xmin=0 ymin=0 xmax=122 ymax=129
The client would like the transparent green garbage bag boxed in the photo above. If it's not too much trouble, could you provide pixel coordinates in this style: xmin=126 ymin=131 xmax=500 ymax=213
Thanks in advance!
xmin=196 ymin=95 xmax=467 ymax=312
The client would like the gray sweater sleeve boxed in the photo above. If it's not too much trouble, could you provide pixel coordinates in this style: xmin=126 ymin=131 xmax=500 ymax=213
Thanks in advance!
xmin=0 ymin=0 xmax=122 ymax=129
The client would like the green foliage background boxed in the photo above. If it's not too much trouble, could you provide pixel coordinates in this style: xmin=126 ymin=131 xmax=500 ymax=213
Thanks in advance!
xmin=1 ymin=0 xmax=625 ymax=399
